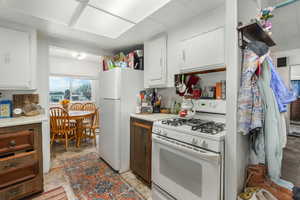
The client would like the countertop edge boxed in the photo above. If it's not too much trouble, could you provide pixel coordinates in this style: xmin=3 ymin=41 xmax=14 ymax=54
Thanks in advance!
xmin=130 ymin=113 xmax=177 ymax=122
xmin=0 ymin=115 xmax=48 ymax=128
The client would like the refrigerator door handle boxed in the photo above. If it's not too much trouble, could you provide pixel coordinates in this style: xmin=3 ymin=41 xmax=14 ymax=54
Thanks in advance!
xmin=103 ymin=98 xmax=121 ymax=100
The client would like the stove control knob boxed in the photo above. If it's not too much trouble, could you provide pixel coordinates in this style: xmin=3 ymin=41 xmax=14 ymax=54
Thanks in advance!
xmin=162 ymin=130 xmax=168 ymax=136
xmin=201 ymin=140 xmax=208 ymax=148
xmin=192 ymin=138 xmax=198 ymax=145
xmin=156 ymin=129 xmax=161 ymax=134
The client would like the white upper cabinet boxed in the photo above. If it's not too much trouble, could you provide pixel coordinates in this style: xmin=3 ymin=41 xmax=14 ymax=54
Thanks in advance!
xmin=180 ymin=27 xmax=225 ymax=73
xmin=0 ymin=25 xmax=37 ymax=90
xmin=144 ymin=35 xmax=167 ymax=88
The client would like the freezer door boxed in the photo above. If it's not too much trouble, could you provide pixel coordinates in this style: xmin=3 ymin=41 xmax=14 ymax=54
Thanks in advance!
xmin=99 ymin=68 xmax=121 ymax=99
xmin=99 ymin=98 xmax=121 ymax=171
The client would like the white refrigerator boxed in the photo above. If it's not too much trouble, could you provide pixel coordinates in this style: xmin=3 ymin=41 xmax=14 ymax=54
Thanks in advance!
xmin=99 ymin=68 xmax=144 ymax=173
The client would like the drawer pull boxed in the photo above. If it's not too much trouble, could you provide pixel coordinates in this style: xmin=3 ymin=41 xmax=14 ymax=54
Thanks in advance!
xmin=4 ymin=162 xmax=17 ymax=169
xmin=9 ymin=140 xmax=16 ymax=147
xmin=9 ymin=186 xmax=22 ymax=196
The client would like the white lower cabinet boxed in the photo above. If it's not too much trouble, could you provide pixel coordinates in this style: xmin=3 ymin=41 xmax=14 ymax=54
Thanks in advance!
xmin=144 ymin=35 xmax=167 ymax=88
xmin=0 ymin=25 xmax=36 ymax=90
xmin=180 ymin=27 xmax=225 ymax=73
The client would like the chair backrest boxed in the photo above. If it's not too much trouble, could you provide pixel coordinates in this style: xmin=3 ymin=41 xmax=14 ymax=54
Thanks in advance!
xmin=83 ymin=103 xmax=96 ymax=111
xmin=93 ymin=108 xmax=100 ymax=128
xmin=50 ymin=107 xmax=70 ymax=133
xmin=69 ymin=103 xmax=83 ymax=111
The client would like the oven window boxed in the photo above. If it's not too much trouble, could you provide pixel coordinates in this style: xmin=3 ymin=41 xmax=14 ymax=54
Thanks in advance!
xmin=160 ymin=149 xmax=202 ymax=197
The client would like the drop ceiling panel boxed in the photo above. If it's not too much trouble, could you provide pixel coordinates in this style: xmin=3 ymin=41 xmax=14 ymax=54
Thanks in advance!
xmin=4 ymin=0 xmax=79 ymax=25
xmin=177 ymin=0 xmax=224 ymax=14
xmin=74 ymin=6 xmax=134 ymax=39
xmin=89 ymin=0 xmax=171 ymax=23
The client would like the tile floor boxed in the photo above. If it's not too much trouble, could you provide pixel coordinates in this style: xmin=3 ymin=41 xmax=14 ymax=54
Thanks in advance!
xmin=44 ymin=140 xmax=152 ymax=200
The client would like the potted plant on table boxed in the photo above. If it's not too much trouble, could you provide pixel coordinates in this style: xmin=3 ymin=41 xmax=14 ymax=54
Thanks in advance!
xmin=60 ymin=99 xmax=70 ymax=111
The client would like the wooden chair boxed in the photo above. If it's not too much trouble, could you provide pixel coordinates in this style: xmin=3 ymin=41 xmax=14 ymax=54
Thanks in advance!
xmin=82 ymin=109 xmax=99 ymax=145
xmin=83 ymin=102 xmax=96 ymax=111
xmin=50 ymin=107 xmax=77 ymax=150
xmin=69 ymin=103 xmax=83 ymax=111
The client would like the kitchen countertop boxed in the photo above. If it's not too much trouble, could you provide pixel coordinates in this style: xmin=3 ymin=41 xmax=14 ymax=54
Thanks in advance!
xmin=130 ymin=113 xmax=177 ymax=122
xmin=0 ymin=114 xmax=48 ymax=128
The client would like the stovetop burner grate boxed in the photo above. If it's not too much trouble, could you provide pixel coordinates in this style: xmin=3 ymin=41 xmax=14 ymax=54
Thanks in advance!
xmin=161 ymin=118 xmax=225 ymax=135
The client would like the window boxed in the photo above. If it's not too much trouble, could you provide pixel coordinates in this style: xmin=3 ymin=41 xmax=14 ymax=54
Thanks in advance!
xmin=292 ymin=80 xmax=300 ymax=97
xmin=49 ymin=76 xmax=93 ymax=103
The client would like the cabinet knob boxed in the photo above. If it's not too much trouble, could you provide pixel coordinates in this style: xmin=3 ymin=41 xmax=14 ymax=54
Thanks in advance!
xmin=9 ymin=140 xmax=16 ymax=147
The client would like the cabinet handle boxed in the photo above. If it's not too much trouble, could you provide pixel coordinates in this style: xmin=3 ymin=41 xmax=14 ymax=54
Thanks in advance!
xmin=133 ymin=122 xmax=152 ymax=130
xmin=4 ymin=162 xmax=17 ymax=169
xmin=9 ymin=187 xmax=22 ymax=196
xmin=9 ymin=140 xmax=16 ymax=147
xmin=182 ymin=50 xmax=186 ymax=62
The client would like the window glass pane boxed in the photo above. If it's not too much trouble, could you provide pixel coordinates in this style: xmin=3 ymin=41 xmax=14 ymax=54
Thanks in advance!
xmin=71 ymin=79 xmax=92 ymax=101
xmin=49 ymin=77 xmax=71 ymax=103
xmin=49 ymin=76 xmax=93 ymax=103
xmin=292 ymin=80 xmax=300 ymax=97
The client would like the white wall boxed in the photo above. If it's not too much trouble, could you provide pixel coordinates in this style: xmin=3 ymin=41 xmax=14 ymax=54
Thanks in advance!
xmin=166 ymin=5 xmax=225 ymax=87
xmin=50 ymin=56 xmax=100 ymax=79
xmin=274 ymin=48 xmax=300 ymax=66
xmin=36 ymin=33 xmax=51 ymax=173
xmin=273 ymin=49 xmax=300 ymax=80
xmin=224 ymin=0 xmax=260 ymax=198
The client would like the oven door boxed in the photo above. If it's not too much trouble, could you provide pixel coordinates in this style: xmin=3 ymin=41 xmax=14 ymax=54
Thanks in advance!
xmin=152 ymin=134 xmax=222 ymax=200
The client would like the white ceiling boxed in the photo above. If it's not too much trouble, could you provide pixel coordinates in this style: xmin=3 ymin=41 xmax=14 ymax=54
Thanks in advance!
xmin=0 ymin=0 xmax=224 ymax=51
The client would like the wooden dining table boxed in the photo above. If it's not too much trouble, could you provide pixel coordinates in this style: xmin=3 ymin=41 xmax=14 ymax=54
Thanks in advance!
xmin=68 ymin=110 xmax=94 ymax=147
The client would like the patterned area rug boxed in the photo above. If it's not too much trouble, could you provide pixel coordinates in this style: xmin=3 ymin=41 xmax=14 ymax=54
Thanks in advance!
xmin=29 ymin=186 xmax=67 ymax=200
xmin=60 ymin=152 xmax=143 ymax=200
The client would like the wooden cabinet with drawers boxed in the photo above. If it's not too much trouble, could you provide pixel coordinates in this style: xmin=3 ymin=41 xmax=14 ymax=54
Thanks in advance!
xmin=0 ymin=123 xmax=43 ymax=200
xmin=130 ymin=117 xmax=153 ymax=186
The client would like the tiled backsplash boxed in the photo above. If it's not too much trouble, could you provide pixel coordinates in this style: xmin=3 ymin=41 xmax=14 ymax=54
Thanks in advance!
xmin=157 ymin=87 xmax=182 ymax=108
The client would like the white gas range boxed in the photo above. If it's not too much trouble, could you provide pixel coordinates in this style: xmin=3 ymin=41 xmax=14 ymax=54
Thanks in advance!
xmin=151 ymin=100 xmax=226 ymax=200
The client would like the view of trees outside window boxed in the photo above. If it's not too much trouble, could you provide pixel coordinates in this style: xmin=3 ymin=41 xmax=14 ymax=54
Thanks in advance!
xmin=49 ymin=76 xmax=92 ymax=103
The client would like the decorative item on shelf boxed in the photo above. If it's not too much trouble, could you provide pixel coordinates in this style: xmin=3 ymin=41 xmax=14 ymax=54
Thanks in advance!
xmin=0 ymin=100 xmax=12 ymax=118
xmin=160 ymin=108 xmax=170 ymax=114
xmin=201 ymin=86 xmax=216 ymax=99
xmin=180 ymin=97 xmax=195 ymax=118
xmin=60 ymin=99 xmax=70 ymax=111
xmin=23 ymin=100 xmax=43 ymax=116
xmin=13 ymin=94 xmax=39 ymax=110
xmin=256 ymin=7 xmax=274 ymax=35
xmin=13 ymin=108 xmax=22 ymax=117
xmin=102 ymin=49 xmax=144 ymax=71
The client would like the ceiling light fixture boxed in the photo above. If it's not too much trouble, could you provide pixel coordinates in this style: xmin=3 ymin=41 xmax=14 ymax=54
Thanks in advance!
xmin=72 ymin=52 xmax=86 ymax=60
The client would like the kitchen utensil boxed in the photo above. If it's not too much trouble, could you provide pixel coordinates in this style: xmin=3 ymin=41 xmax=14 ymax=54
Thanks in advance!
xmin=186 ymin=75 xmax=200 ymax=94
xmin=178 ymin=75 xmax=186 ymax=96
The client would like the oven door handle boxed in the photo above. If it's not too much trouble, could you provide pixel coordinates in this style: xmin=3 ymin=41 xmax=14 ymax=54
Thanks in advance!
xmin=153 ymin=135 xmax=221 ymax=165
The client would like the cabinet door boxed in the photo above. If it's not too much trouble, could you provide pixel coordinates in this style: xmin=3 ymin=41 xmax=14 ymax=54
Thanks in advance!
xmin=180 ymin=27 xmax=224 ymax=72
xmin=130 ymin=118 xmax=152 ymax=184
xmin=0 ymin=26 xmax=36 ymax=90
xmin=144 ymin=35 xmax=167 ymax=88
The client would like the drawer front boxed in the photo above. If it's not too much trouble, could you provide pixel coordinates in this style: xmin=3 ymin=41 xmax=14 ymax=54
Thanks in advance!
xmin=0 ymin=151 xmax=37 ymax=171
xmin=0 ymin=151 xmax=38 ymax=189
xmin=0 ymin=129 xmax=34 ymax=154
xmin=0 ymin=177 xmax=42 ymax=200
xmin=0 ymin=163 xmax=38 ymax=189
